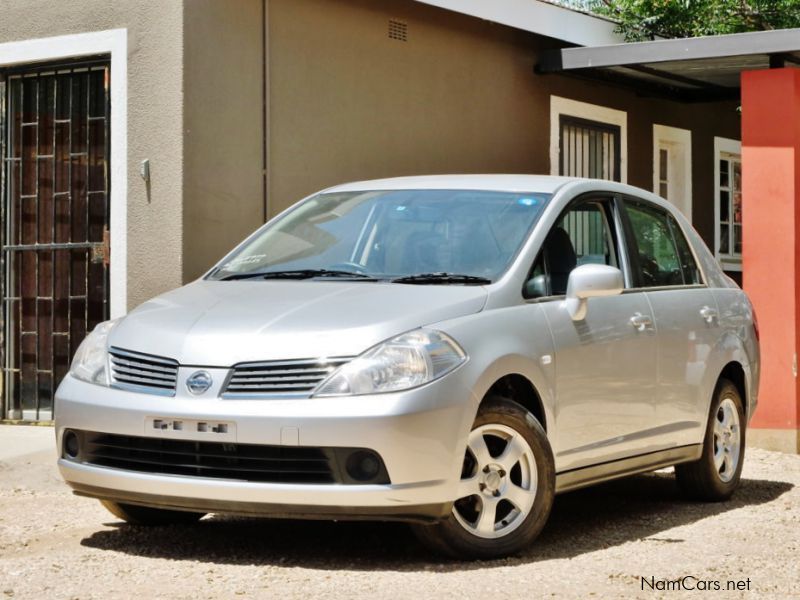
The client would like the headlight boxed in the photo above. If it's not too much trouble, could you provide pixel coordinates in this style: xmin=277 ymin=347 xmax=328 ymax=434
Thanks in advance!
xmin=313 ymin=329 xmax=467 ymax=397
xmin=70 ymin=320 xmax=118 ymax=386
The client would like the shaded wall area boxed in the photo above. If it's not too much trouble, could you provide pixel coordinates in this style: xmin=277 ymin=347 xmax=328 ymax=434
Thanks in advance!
xmin=182 ymin=0 xmax=264 ymax=282
xmin=267 ymin=0 xmax=741 ymax=251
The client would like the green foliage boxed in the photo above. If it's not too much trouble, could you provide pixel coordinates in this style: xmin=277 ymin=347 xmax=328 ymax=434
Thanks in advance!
xmin=562 ymin=0 xmax=800 ymax=41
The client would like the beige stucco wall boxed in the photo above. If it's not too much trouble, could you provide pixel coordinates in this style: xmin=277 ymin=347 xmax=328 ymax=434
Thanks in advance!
xmin=0 ymin=0 xmax=265 ymax=307
xmin=0 ymin=0 xmax=185 ymax=311
xmin=182 ymin=0 xmax=264 ymax=282
xmin=0 ymin=0 xmax=741 ymax=306
xmin=267 ymin=0 xmax=552 ymax=216
xmin=267 ymin=0 xmax=741 ymax=251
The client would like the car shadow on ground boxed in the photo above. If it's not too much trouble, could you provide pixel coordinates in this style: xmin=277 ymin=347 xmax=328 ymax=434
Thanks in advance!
xmin=80 ymin=472 xmax=792 ymax=570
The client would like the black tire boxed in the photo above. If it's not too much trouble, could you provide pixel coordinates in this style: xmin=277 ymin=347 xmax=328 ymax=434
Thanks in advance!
xmin=675 ymin=378 xmax=746 ymax=501
xmin=412 ymin=395 xmax=555 ymax=560
xmin=100 ymin=500 xmax=206 ymax=525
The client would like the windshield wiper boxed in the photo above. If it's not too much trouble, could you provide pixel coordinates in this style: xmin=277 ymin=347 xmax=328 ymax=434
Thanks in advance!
xmin=391 ymin=272 xmax=492 ymax=285
xmin=221 ymin=269 xmax=378 ymax=281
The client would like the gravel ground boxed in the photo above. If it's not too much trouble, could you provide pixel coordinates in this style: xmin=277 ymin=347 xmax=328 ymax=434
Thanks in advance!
xmin=0 ymin=429 xmax=798 ymax=600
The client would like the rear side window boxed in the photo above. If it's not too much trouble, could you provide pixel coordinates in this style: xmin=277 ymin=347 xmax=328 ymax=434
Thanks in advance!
xmin=624 ymin=201 xmax=701 ymax=287
xmin=668 ymin=214 xmax=702 ymax=285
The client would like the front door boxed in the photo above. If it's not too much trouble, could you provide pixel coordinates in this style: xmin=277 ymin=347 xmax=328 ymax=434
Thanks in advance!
xmin=1 ymin=60 xmax=111 ymax=420
xmin=531 ymin=197 xmax=658 ymax=471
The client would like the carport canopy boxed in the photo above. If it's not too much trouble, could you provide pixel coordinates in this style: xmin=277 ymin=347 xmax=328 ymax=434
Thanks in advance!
xmin=537 ymin=27 xmax=800 ymax=102
xmin=539 ymin=27 xmax=800 ymax=453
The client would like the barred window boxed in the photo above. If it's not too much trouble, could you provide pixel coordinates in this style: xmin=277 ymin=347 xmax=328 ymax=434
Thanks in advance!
xmin=559 ymin=115 xmax=621 ymax=182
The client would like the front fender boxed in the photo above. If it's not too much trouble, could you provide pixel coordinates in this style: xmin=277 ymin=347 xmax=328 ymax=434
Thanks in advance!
xmin=431 ymin=303 xmax=557 ymax=445
xmin=470 ymin=353 xmax=555 ymax=432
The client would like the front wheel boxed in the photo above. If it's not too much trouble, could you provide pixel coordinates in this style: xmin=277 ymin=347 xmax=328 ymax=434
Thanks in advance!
xmin=675 ymin=379 xmax=746 ymax=501
xmin=412 ymin=395 xmax=555 ymax=559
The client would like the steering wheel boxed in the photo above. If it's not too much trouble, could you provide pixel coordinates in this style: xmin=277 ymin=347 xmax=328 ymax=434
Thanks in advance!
xmin=327 ymin=262 xmax=369 ymax=273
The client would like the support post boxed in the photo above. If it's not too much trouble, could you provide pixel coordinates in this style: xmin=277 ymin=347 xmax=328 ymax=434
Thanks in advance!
xmin=742 ymin=67 xmax=800 ymax=453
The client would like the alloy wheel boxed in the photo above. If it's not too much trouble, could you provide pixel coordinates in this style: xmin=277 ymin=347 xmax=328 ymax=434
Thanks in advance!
xmin=452 ymin=423 xmax=538 ymax=539
xmin=713 ymin=397 xmax=741 ymax=483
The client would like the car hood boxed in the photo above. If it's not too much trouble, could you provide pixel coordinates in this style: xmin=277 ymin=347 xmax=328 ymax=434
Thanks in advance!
xmin=109 ymin=280 xmax=488 ymax=365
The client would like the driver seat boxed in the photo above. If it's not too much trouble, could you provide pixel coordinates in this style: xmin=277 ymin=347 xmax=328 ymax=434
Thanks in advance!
xmin=543 ymin=226 xmax=577 ymax=295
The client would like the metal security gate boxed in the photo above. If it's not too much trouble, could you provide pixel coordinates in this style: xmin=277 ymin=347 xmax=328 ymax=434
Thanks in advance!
xmin=1 ymin=60 xmax=111 ymax=421
xmin=559 ymin=115 xmax=621 ymax=182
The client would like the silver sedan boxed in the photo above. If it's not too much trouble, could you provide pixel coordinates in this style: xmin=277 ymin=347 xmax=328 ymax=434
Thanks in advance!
xmin=55 ymin=175 xmax=759 ymax=559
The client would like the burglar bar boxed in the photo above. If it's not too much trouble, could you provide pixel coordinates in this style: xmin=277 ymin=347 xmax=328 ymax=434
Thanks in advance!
xmin=0 ymin=59 xmax=110 ymax=421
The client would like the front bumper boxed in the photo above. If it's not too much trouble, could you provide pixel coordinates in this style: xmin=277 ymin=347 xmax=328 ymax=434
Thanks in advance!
xmin=55 ymin=371 xmax=476 ymax=522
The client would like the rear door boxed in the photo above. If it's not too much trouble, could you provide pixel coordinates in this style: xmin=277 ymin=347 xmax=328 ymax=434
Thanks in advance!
xmin=529 ymin=196 xmax=658 ymax=471
xmin=620 ymin=198 xmax=719 ymax=449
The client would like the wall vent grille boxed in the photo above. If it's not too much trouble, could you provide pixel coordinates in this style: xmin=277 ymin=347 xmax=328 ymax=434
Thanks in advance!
xmin=388 ymin=19 xmax=408 ymax=42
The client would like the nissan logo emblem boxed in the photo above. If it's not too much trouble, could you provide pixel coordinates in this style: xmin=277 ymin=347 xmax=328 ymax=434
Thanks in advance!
xmin=186 ymin=370 xmax=213 ymax=395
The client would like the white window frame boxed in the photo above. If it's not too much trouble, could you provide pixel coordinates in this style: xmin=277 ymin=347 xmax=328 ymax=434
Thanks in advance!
xmin=653 ymin=124 xmax=692 ymax=222
xmin=713 ymin=136 xmax=742 ymax=272
xmin=550 ymin=96 xmax=628 ymax=183
xmin=0 ymin=29 xmax=128 ymax=316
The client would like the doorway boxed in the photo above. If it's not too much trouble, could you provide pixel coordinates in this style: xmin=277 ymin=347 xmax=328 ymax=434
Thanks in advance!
xmin=653 ymin=124 xmax=692 ymax=222
xmin=1 ymin=59 xmax=111 ymax=420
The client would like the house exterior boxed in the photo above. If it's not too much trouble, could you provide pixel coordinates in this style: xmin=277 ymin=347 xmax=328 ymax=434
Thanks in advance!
xmin=0 ymin=1 xmax=752 ymax=436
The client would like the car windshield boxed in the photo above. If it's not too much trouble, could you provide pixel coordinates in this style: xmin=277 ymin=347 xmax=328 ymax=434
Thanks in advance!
xmin=207 ymin=189 xmax=551 ymax=282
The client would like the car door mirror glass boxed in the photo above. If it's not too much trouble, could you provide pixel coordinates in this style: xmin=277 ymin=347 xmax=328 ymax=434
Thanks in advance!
xmin=565 ymin=264 xmax=624 ymax=321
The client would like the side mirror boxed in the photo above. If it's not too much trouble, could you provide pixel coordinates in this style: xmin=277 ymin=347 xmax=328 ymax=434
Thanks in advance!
xmin=565 ymin=264 xmax=624 ymax=321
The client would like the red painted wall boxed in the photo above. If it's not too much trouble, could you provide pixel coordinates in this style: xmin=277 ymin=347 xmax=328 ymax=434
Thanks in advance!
xmin=742 ymin=68 xmax=800 ymax=432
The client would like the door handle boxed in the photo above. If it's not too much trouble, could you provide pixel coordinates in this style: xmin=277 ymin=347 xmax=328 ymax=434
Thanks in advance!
xmin=700 ymin=306 xmax=718 ymax=324
xmin=630 ymin=312 xmax=653 ymax=332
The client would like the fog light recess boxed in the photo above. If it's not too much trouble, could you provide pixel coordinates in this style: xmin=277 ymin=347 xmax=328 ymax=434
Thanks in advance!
xmin=63 ymin=430 xmax=80 ymax=459
xmin=345 ymin=450 xmax=382 ymax=482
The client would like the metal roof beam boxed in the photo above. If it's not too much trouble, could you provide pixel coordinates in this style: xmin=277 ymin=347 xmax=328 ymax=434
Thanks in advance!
xmin=538 ymin=65 xmax=740 ymax=103
xmin=537 ymin=28 xmax=800 ymax=73
xmin=624 ymin=64 xmax=734 ymax=92
xmin=413 ymin=0 xmax=622 ymax=47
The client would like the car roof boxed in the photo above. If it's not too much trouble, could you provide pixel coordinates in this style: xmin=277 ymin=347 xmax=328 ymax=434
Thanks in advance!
xmin=321 ymin=175 xmax=684 ymax=216
xmin=323 ymin=175 xmax=578 ymax=194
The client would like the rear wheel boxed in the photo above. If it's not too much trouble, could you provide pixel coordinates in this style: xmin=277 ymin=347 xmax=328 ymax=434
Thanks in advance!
xmin=675 ymin=379 xmax=745 ymax=501
xmin=100 ymin=500 xmax=206 ymax=525
xmin=412 ymin=395 xmax=555 ymax=559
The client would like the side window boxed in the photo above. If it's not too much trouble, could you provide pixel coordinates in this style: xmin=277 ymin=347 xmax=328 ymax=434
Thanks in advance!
xmin=560 ymin=202 xmax=617 ymax=268
xmin=668 ymin=215 xmax=702 ymax=285
xmin=625 ymin=201 xmax=699 ymax=287
xmin=525 ymin=200 xmax=618 ymax=298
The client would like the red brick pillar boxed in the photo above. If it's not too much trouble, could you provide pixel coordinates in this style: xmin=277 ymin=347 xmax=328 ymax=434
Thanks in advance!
xmin=742 ymin=67 xmax=800 ymax=453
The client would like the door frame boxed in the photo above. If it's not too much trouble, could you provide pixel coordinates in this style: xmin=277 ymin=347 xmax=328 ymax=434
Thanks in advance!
xmin=0 ymin=29 xmax=127 ymax=319
xmin=0 ymin=30 xmax=127 ymax=420
xmin=652 ymin=124 xmax=692 ymax=222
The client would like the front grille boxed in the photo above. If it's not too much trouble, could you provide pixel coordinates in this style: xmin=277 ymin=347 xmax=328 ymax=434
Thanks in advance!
xmin=223 ymin=357 xmax=353 ymax=397
xmin=71 ymin=431 xmax=389 ymax=484
xmin=109 ymin=347 xmax=179 ymax=396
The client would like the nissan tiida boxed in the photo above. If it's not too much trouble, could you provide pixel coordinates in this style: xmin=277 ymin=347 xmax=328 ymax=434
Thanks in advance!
xmin=55 ymin=175 xmax=759 ymax=559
